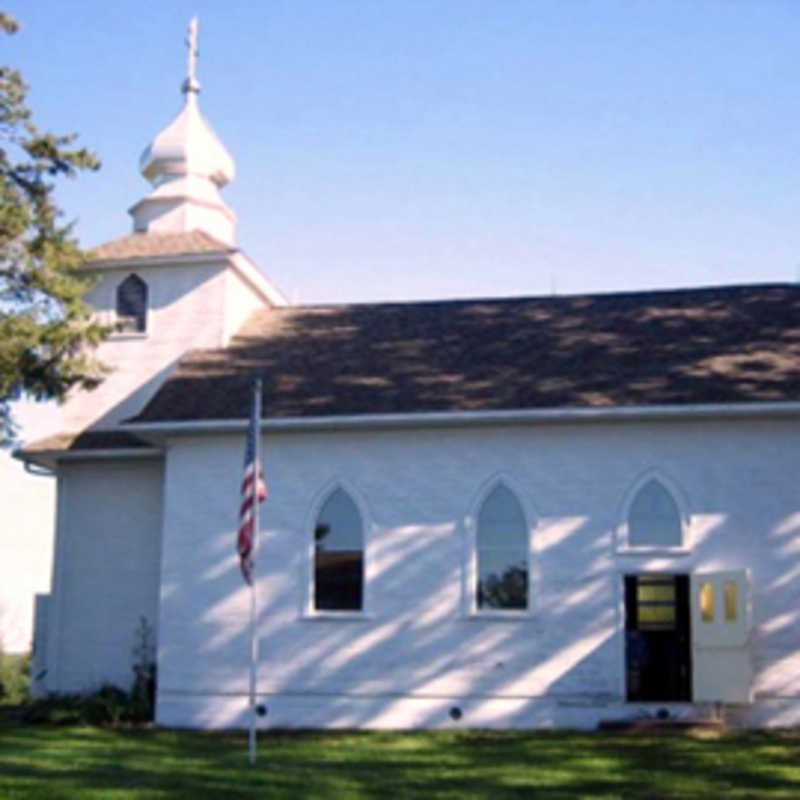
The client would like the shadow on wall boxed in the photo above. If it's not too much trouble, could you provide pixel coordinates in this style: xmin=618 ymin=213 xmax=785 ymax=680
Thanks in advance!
xmin=155 ymin=503 xmax=626 ymax=729
xmin=89 ymin=358 xmax=183 ymax=429
xmin=150 ymin=468 xmax=800 ymax=730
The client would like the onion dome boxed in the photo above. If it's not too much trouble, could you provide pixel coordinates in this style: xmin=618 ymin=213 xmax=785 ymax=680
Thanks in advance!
xmin=139 ymin=90 xmax=235 ymax=189
xmin=129 ymin=19 xmax=237 ymax=245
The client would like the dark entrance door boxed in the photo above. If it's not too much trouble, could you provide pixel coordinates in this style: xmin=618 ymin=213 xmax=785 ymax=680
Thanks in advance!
xmin=625 ymin=574 xmax=691 ymax=702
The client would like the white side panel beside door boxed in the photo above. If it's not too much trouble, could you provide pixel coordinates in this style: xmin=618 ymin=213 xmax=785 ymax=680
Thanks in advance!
xmin=690 ymin=569 xmax=752 ymax=703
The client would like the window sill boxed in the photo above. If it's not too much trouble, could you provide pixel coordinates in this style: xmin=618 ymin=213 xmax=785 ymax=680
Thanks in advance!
xmin=301 ymin=611 xmax=373 ymax=621
xmin=616 ymin=546 xmax=691 ymax=556
xmin=465 ymin=610 xmax=534 ymax=621
xmin=109 ymin=331 xmax=149 ymax=341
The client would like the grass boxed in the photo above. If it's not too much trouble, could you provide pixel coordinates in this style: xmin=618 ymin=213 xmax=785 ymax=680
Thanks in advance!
xmin=1 ymin=726 xmax=800 ymax=799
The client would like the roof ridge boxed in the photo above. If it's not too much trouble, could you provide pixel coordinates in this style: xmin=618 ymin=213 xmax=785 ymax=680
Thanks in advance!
xmin=266 ymin=281 xmax=800 ymax=313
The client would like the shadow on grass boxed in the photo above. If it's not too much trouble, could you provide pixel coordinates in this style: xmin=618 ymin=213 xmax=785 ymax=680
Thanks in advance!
xmin=1 ymin=726 xmax=800 ymax=799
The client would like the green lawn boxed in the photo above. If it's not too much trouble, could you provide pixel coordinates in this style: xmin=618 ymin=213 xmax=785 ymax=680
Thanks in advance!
xmin=1 ymin=725 xmax=799 ymax=799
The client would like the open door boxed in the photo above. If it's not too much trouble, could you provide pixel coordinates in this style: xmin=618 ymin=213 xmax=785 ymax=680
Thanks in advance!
xmin=625 ymin=574 xmax=691 ymax=702
xmin=690 ymin=569 xmax=752 ymax=703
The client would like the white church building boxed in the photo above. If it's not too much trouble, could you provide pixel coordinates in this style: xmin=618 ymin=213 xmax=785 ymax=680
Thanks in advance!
xmin=16 ymin=29 xmax=800 ymax=730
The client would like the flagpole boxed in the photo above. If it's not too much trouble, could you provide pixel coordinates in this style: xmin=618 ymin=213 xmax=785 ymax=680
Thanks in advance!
xmin=248 ymin=378 xmax=262 ymax=766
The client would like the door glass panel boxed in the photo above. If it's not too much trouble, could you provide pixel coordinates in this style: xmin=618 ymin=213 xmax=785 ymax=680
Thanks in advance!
xmin=700 ymin=581 xmax=714 ymax=622
xmin=636 ymin=575 xmax=676 ymax=631
xmin=638 ymin=605 xmax=675 ymax=626
xmin=637 ymin=583 xmax=675 ymax=603
xmin=724 ymin=581 xmax=738 ymax=622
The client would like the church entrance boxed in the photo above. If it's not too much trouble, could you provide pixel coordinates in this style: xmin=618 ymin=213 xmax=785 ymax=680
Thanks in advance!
xmin=624 ymin=574 xmax=692 ymax=702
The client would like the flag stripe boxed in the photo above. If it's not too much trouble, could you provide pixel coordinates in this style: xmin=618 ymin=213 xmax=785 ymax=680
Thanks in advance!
xmin=237 ymin=382 xmax=267 ymax=585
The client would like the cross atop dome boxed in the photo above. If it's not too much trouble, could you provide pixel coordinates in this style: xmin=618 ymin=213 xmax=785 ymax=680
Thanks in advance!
xmin=129 ymin=18 xmax=237 ymax=245
xmin=183 ymin=17 xmax=200 ymax=95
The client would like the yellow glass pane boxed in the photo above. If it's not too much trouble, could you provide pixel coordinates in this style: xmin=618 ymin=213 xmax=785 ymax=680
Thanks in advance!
xmin=700 ymin=582 xmax=714 ymax=622
xmin=638 ymin=575 xmax=669 ymax=584
xmin=638 ymin=605 xmax=675 ymax=624
xmin=724 ymin=581 xmax=738 ymax=622
xmin=637 ymin=584 xmax=675 ymax=603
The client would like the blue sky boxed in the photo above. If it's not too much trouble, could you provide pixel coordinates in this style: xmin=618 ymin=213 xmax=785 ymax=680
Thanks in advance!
xmin=5 ymin=0 xmax=800 ymax=304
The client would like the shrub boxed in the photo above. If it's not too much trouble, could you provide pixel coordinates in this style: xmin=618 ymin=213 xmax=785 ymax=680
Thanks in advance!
xmin=21 ymin=684 xmax=140 ymax=726
xmin=130 ymin=616 xmax=156 ymax=722
xmin=0 ymin=650 xmax=30 ymax=705
xmin=13 ymin=618 xmax=158 ymax=726
xmin=21 ymin=692 xmax=88 ymax=725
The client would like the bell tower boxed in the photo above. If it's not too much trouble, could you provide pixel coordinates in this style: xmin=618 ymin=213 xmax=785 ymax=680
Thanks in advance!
xmin=52 ymin=19 xmax=285 ymax=432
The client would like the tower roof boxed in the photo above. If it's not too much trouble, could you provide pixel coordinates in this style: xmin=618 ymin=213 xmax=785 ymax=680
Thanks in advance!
xmin=129 ymin=18 xmax=237 ymax=245
xmin=139 ymin=87 xmax=235 ymax=187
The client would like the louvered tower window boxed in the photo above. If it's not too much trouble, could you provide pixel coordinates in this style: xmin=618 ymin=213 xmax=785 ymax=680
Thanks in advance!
xmin=116 ymin=274 xmax=148 ymax=333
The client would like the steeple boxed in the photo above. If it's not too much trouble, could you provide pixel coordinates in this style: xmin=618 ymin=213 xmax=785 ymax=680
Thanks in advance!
xmin=129 ymin=18 xmax=237 ymax=245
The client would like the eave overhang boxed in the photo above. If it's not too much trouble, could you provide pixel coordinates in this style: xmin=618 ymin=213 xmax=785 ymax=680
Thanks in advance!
xmin=13 ymin=446 xmax=164 ymax=473
xmin=122 ymin=400 xmax=800 ymax=445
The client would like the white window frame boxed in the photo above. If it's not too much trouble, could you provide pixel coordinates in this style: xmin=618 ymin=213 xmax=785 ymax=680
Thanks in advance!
xmin=301 ymin=479 xmax=372 ymax=620
xmin=616 ymin=469 xmax=691 ymax=555
xmin=464 ymin=474 xmax=537 ymax=619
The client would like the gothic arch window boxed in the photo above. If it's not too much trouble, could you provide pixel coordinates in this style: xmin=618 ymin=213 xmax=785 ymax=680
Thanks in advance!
xmin=314 ymin=488 xmax=364 ymax=611
xmin=627 ymin=479 xmax=682 ymax=548
xmin=116 ymin=274 xmax=148 ymax=333
xmin=476 ymin=484 xmax=528 ymax=610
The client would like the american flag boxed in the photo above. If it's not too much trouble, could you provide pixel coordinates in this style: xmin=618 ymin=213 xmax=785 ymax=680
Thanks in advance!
xmin=237 ymin=382 xmax=267 ymax=585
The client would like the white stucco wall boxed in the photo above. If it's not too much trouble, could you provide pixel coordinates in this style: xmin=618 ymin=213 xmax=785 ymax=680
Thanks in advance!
xmin=132 ymin=197 xmax=235 ymax=247
xmin=153 ymin=415 xmax=800 ymax=729
xmin=223 ymin=267 xmax=271 ymax=346
xmin=45 ymin=457 xmax=163 ymax=693
xmin=63 ymin=258 xmax=248 ymax=430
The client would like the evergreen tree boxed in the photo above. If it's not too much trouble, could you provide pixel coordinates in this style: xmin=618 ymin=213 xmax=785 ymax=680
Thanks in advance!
xmin=0 ymin=12 xmax=106 ymax=442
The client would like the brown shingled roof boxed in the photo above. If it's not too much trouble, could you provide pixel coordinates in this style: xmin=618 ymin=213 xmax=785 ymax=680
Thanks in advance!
xmin=20 ymin=430 xmax=154 ymax=454
xmin=131 ymin=283 xmax=800 ymax=423
xmin=87 ymin=231 xmax=234 ymax=262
